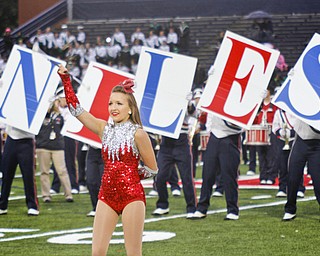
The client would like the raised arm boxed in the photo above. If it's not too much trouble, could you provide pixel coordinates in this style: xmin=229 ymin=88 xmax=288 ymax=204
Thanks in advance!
xmin=57 ymin=65 xmax=107 ymax=138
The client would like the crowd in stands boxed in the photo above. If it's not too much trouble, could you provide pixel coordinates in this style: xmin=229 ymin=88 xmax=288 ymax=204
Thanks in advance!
xmin=0 ymin=20 xmax=190 ymax=81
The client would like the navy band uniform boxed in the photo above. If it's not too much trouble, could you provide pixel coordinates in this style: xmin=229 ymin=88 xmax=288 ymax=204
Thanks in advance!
xmin=194 ymin=115 xmax=242 ymax=219
xmin=0 ymin=126 xmax=39 ymax=213
xmin=283 ymin=116 xmax=320 ymax=220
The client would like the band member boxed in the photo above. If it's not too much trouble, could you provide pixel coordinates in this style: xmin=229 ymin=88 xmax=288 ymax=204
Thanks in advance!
xmin=283 ymin=116 xmax=320 ymax=221
xmin=152 ymin=92 xmax=198 ymax=218
xmin=272 ymin=109 xmax=305 ymax=198
xmin=254 ymin=87 xmax=278 ymax=184
xmin=191 ymin=114 xmax=242 ymax=220
xmin=0 ymin=126 xmax=39 ymax=216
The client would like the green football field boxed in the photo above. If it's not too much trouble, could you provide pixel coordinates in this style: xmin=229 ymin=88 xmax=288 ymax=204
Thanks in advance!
xmin=0 ymin=164 xmax=319 ymax=256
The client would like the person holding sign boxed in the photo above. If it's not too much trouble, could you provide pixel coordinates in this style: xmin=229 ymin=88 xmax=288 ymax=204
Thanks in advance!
xmin=191 ymin=114 xmax=242 ymax=220
xmin=272 ymin=109 xmax=305 ymax=198
xmin=57 ymin=65 xmax=158 ymax=256
xmin=282 ymin=116 xmax=320 ymax=221
xmin=0 ymin=125 xmax=39 ymax=216
xmin=254 ymin=87 xmax=278 ymax=185
xmin=152 ymin=93 xmax=198 ymax=218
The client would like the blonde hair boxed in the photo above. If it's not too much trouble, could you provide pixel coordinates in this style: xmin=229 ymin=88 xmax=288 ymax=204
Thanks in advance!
xmin=111 ymin=85 xmax=142 ymax=127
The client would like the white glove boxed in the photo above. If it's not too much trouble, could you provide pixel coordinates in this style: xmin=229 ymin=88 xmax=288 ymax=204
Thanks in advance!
xmin=279 ymin=128 xmax=291 ymax=138
xmin=186 ymin=91 xmax=193 ymax=101
xmin=260 ymin=89 xmax=268 ymax=99
xmin=288 ymin=68 xmax=294 ymax=77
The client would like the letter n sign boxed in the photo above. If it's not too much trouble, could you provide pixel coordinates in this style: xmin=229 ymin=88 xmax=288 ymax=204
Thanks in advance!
xmin=198 ymin=31 xmax=279 ymax=129
xmin=0 ymin=45 xmax=65 ymax=134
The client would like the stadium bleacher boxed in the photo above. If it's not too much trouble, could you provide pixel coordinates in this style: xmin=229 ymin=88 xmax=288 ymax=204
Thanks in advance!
xmin=64 ymin=13 xmax=320 ymax=71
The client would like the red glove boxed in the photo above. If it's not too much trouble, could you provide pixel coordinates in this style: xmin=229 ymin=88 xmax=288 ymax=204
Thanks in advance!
xmin=58 ymin=73 xmax=84 ymax=116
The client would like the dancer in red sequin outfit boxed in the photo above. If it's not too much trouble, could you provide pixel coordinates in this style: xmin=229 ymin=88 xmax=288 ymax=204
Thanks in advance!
xmin=58 ymin=65 xmax=158 ymax=256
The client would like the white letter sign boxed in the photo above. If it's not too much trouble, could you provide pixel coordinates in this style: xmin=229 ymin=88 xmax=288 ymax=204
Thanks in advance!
xmin=198 ymin=31 xmax=279 ymax=129
xmin=134 ymin=46 xmax=198 ymax=138
xmin=272 ymin=33 xmax=320 ymax=130
xmin=0 ymin=45 xmax=65 ymax=134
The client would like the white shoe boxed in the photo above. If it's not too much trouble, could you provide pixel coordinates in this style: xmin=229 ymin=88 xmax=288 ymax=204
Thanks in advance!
xmin=224 ymin=213 xmax=239 ymax=220
xmin=172 ymin=189 xmax=181 ymax=197
xmin=0 ymin=209 xmax=8 ymax=215
xmin=71 ymin=189 xmax=79 ymax=194
xmin=190 ymin=210 xmax=207 ymax=219
xmin=79 ymin=185 xmax=88 ymax=193
xmin=152 ymin=208 xmax=169 ymax=215
xmin=50 ymin=189 xmax=57 ymax=194
xmin=148 ymin=190 xmax=158 ymax=196
xmin=43 ymin=196 xmax=51 ymax=203
xmin=266 ymin=180 xmax=274 ymax=185
xmin=276 ymin=191 xmax=287 ymax=198
xmin=186 ymin=213 xmax=194 ymax=219
xmin=260 ymin=180 xmax=267 ymax=185
xmin=246 ymin=170 xmax=255 ymax=176
xmin=283 ymin=212 xmax=296 ymax=221
xmin=28 ymin=208 xmax=39 ymax=216
xmin=87 ymin=210 xmax=95 ymax=217
xmin=297 ymin=191 xmax=305 ymax=198
xmin=212 ymin=191 xmax=223 ymax=197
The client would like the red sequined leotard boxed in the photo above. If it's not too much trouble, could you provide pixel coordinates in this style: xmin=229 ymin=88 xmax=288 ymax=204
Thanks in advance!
xmin=98 ymin=121 xmax=146 ymax=214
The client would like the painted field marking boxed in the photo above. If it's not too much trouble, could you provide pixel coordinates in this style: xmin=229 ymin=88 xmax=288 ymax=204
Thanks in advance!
xmin=0 ymin=196 xmax=316 ymax=243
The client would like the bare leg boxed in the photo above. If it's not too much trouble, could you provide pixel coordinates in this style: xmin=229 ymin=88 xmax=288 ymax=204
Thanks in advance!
xmin=122 ymin=201 xmax=145 ymax=256
xmin=92 ymin=200 xmax=119 ymax=256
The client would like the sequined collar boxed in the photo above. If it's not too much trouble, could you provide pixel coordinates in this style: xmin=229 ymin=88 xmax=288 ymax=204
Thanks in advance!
xmin=102 ymin=121 xmax=140 ymax=161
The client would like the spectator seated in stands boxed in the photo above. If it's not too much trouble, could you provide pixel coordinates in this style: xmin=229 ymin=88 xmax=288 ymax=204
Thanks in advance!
xmin=145 ymin=30 xmax=159 ymax=49
xmin=157 ymin=30 xmax=167 ymax=47
xmin=159 ymin=39 xmax=170 ymax=52
xmin=112 ymin=26 xmax=126 ymax=48
xmin=130 ymin=38 xmax=142 ymax=63
xmin=76 ymin=25 xmax=86 ymax=45
xmin=131 ymin=26 xmax=145 ymax=46
xmin=94 ymin=36 xmax=107 ymax=65
xmin=105 ymin=37 xmax=121 ymax=64
xmin=167 ymin=27 xmax=179 ymax=52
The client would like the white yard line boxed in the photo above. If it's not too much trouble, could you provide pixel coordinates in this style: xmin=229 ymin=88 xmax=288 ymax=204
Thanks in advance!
xmin=0 ymin=196 xmax=316 ymax=243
